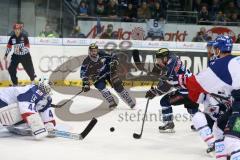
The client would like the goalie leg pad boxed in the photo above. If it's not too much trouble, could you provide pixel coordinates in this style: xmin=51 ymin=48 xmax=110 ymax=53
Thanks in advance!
xmin=26 ymin=113 xmax=48 ymax=139
xmin=0 ymin=104 xmax=22 ymax=125
xmin=6 ymin=124 xmax=32 ymax=136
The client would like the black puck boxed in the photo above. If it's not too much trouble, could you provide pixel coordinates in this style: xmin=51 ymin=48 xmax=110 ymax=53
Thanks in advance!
xmin=110 ymin=127 xmax=115 ymax=132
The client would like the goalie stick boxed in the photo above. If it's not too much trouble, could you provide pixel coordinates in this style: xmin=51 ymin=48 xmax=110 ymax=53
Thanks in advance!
xmin=49 ymin=117 xmax=98 ymax=140
xmin=2 ymin=118 xmax=97 ymax=140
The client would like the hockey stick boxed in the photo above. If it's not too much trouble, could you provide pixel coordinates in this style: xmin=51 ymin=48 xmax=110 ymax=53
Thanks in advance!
xmin=133 ymin=97 xmax=151 ymax=139
xmin=49 ymin=117 xmax=98 ymax=140
xmin=51 ymin=90 xmax=83 ymax=108
xmin=210 ymin=93 xmax=230 ymax=101
xmin=3 ymin=118 xmax=98 ymax=140
xmin=133 ymin=82 xmax=155 ymax=139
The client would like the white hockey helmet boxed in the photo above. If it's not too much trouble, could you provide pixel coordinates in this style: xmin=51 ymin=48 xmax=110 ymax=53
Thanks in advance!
xmin=38 ymin=77 xmax=52 ymax=95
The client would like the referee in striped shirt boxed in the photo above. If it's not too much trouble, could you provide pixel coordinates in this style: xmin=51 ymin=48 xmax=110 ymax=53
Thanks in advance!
xmin=4 ymin=23 xmax=36 ymax=86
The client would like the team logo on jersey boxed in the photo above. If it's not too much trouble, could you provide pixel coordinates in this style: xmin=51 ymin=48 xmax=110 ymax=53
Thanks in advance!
xmin=12 ymin=39 xmax=16 ymax=44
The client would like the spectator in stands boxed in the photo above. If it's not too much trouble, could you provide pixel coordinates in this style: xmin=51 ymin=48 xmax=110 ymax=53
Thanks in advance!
xmin=100 ymin=24 xmax=117 ymax=39
xmin=237 ymin=0 xmax=240 ymax=8
xmin=236 ymin=34 xmax=240 ymax=43
xmin=192 ymin=0 xmax=202 ymax=11
xmin=107 ymin=0 xmax=118 ymax=18
xmin=150 ymin=2 xmax=166 ymax=20
xmin=224 ymin=1 xmax=239 ymax=22
xmin=69 ymin=26 xmax=86 ymax=38
xmin=215 ymin=11 xmax=227 ymax=24
xmin=209 ymin=0 xmax=221 ymax=21
xmin=96 ymin=0 xmax=106 ymax=16
xmin=138 ymin=1 xmax=151 ymax=19
xmin=123 ymin=3 xmax=137 ymax=22
xmin=118 ymin=0 xmax=128 ymax=16
xmin=39 ymin=24 xmax=59 ymax=38
xmin=198 ymin=5 xmax=210 ymax=24
xmin=229 ymin=13 xmax=240 ymax=25
xmin=192 ymin=27 xmax=211 ymax=42
xmin=78 ymin=0 xmax=88 ymax=16
xmin=147 ymin=0 xmax=168 ymax=10
xmin=128 ymin=0 xmax=140 ymax=9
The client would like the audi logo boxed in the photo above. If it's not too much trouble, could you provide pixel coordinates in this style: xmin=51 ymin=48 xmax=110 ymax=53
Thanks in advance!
xmin=39 ymin=56 xmax=81 ymax=73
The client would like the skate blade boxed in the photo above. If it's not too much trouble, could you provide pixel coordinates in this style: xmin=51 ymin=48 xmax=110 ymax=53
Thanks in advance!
xmin=159 ymin=129 xmax=175 ymax=133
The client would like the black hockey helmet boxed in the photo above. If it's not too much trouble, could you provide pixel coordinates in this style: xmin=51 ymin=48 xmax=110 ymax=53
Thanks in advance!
xmin=155 ymin=48 xmax=170 ymax=58
xmin=89 ymin=43 xmax=98 ymax=50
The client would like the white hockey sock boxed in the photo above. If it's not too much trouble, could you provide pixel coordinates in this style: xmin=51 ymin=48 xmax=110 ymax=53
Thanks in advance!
xmin=199 ymin=126 xmax=215 ymax=147
xmin=230 ymin=150 xmax=240 ymax=160
xmin=215 ymin=139 xmax=227 ymax=160
xmin=192 ymin=112 xmax=214 ymax=147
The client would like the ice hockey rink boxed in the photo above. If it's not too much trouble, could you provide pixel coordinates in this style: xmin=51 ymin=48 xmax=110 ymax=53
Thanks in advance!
xmin=0 ymin=88 xmax=214 ymax=160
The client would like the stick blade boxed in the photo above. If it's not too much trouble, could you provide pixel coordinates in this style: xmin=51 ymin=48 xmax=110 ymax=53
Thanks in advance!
xmin=80 ymin=118 xmax=98 ymax=139
xmin=133 ymin=133 xmax=141 ymax=139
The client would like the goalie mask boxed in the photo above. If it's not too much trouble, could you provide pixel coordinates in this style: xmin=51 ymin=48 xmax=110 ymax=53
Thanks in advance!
xmin=38 ymin=77 xmax=52 ymax=95
xmin=88 ymin=43 xmax=99 ymax=61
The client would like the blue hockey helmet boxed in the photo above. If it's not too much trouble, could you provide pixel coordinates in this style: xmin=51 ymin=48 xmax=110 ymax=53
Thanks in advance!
xmin=213 ymin=35 xmax=233 ymax=53
xmin=207 ymin=41 xmax=215 ymax=47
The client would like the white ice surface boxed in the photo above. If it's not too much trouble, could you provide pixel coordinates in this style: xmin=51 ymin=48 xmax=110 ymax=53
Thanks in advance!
xmin=0 ymin=89 xmax=214 ymax=160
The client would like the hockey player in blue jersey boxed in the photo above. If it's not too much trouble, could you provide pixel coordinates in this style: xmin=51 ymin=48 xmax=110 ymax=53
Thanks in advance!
xmin=0 ymin=78 xmax=55 ymax=139
xmin=80 ymin=43 xmax=135 ymax=109
xmin=145 ymin=48 xmax=199 ymax=132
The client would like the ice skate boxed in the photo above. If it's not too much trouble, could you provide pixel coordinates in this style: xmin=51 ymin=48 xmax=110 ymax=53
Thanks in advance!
xmin=159 ymin=121 xmax=175 ymax=133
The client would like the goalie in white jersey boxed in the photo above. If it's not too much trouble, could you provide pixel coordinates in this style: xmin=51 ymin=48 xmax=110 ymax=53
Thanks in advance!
xmin=0 ymin=78 xmax=55 ymax=139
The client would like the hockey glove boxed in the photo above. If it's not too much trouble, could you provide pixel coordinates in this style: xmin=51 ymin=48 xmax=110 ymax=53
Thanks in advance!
xmin=82 ymin=81 xmax=90 ymax=92
xmin=109 ymin=59 xmax=119 ymax=71
xmin=145 ymin=87 xmax=157 ymax=99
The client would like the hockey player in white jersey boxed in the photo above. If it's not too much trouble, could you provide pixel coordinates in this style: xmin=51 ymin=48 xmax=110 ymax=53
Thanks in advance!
xmin=178 ymin=35 xmax=240 ymax=160
xmin=0 ymin=78 xmax=55 ymax=139
xmin=192 ymin=40 xmax=229 ymax=154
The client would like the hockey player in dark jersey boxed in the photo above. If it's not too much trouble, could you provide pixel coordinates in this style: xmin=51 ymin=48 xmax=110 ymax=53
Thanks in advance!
xmin=4 ymin=23 xmax=36 ymax=86
xmin=145 ymin=48 xmax=199 ymax=132
xmin=80 ymin=43 xmax=135 ymax=109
